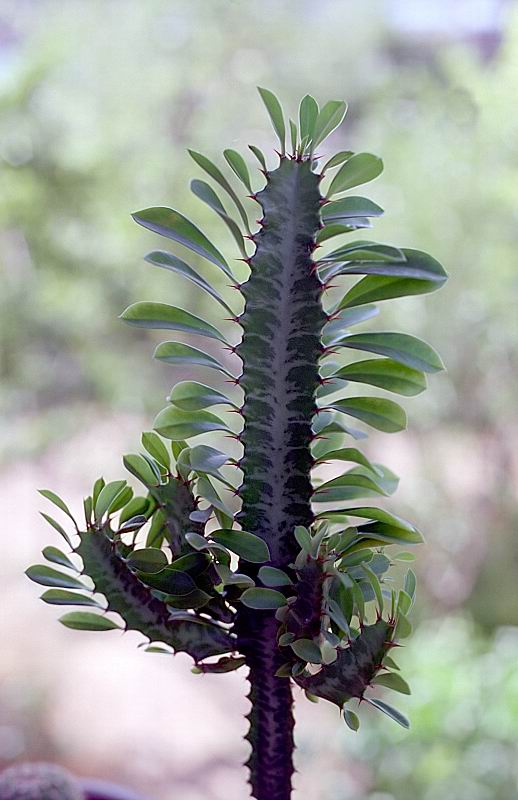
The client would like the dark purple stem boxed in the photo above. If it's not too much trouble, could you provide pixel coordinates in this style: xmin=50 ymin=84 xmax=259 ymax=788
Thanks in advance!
xmin=238 ymin=610 xmax=295 ymax=800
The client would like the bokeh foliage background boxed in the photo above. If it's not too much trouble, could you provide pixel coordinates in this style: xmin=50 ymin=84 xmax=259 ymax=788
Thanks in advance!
xmin=1 ymin=1 xmax=518 ymax=798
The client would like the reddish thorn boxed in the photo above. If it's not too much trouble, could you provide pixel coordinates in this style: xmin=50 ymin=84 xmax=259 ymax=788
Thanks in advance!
xmin=229 ymin=284 xmax=243 ymax=291
xmin=227 ymin=408 xmax=244 ymax=415
xmin=260 ymin=169 xmax=269 ymax=177
xmin=237 ymin=257 xmax=253 ymax=266
xmin=247 ymin=194 xmax=258 ymax=201
xmin=244 ymin=235 xmax=256 ymax=242
xmin=319 ymin=198 xmax=331 ymax=206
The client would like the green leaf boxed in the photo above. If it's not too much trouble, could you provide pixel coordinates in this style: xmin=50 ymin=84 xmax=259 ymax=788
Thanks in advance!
xmin=289 ymin=119 xmax=298 ymax=153
xmin=119 ymin=496 xmax=150 ymax=525
xmin=316 ymin=223 xmax=370 ymax=244
xmin=38 ymin=489 xmax=76 ymax=525
xmin=322 ymin=241 xmax=405 ymax=266
xmin=299 ymin=94 xmax=319 ymax=147
xmin=337 ymin=332 xmax=445 ymax=373
xmin=137 ymin=566 xmax=196 ymax=596
xmin=196 ymin=475 xmax=235 ymax=518
xmin=145 ymin=508 xmax=166 ymax=547
xmin=330 ymin=397 xmax=406 ymax=433
xmin=321 ymin=305 xmax=379 ymax=345
xmin=248 ymin=144 xmax=267 ymax=171
xmin=168 ymin=381 xmax=235 ymax=411
xmin=215 ymin=563 xmax=255 ymax=587
xmin=351 ymin=580 xmax=365 ymax=621
xmin=312 ymin=100 xmax=348 ymax=151
xmin=188 ymin=150 xmax=251 ymax=234
xmin=344 ymin=709 xmax=360 ymax=731
xmin=210 ymin=529 xmax=270 ymax=563
xmin=395 ymin=612 xmax=412 ymax=639
xmin=365 ymin=697 xmax=409 ymax=728
xmin=321 ymin=196 xmax=384 ymax=223
xmin=335 ymin=251 xmax=448 ymax=310
xmin=178 ymin=444 xmax=230 ymax=482
xmin=108 ymin=486 xmax=133 ymax=515
xmin=127 ymin=548 xmax=168 ymax=572
xmin=132 ymin=206 xmax=231 ymax=276
xmin=362 ymin=564 xmax=384 ymax=614
xmin=312 ymin=410 xmax=368 ymax=440
xmin=41 ymin=589 xmax=102 ymax=608
xmin=154 ymin=406 xmax=231 ymax=441
xmin=398 ymin=590 xmax=412 ymax=616
xmin=322 ymin=151 xmax=354 ymax=171
xmin=224 ymin=149 xmax=252 ymax=192
xmin=145 ymin=249 xmax=236 ymax=313
xmin=327 ymin=597 xmax=351 ymax=636
xmin=141 ymin=431 xmax=171 ymax=471
xmin=92 ymin=478 xmax=105 ymax=506
xmin=327 ymin=153 xmax=383 ymax=196
xmin=394 ymin=551 xmax=416 ymax=562
xmin=313 ymin=472 xmax=388 ymax=503
xmin=326 ymin=506 xmax=419 ymax=534
xmin=59 ymin=612 xmax=121 ymax=632
xmin=123 ymin=454 xmax=161 ymax=487
xmin=153 ymin=341 xmax=235 ymax=379
xmin=332 ymin=247 xmax=447 ymax=279
xmin=120 ymin=302 xmax=227 ymax=344
xmin=332 ymin=359 xmax=426 ymax=397
xmin=291 ymin=638 xmax=322 ymax=664
xmin=95 ymin=480 xmax=127 ymax=522
xmin=404 ymin=569 xmax=417 ymax=601
xmin=119 ymin=515 xmax=147 ymax=534
xmin=258 ymin=566 xmax=293 ymax=587
xmin=42 ymin=546 xmax=77 ymax=571
xmin=240 ymin=587 xmax=286 ymax=610
xmin=40 ymin=512 xmax=73 ymax=547
xmin=313 ymin=447 xmax=380 ymax=474
xmin=258 ymin=87 xmax=286 ymax=153
xmin=294 ymin=525 xmax=312 ymax=552
xmin=26 ymin=565 xmax=86 ymax=590
xmin=190 ymin=180 xmax=247 ymax=258
xmin=383 ymin=655 xmax=400 ymax=671
xmin=372 ymin=672 xmax=411 ymax=695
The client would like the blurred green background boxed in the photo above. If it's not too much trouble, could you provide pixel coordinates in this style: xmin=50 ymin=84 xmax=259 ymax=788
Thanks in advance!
xmin=1 ymin=1 xmax=518 ymax=798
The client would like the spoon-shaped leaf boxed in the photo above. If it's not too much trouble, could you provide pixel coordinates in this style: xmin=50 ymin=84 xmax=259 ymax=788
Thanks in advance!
xmin=332 ymin=359 xmax=426 ymax=397
xmin=132 ymin=207 xmax=232 ymax=277
xmin=210 ymin=529 xmax=270 ymax=563
xmin=59 ymin=612 xmax=121 ymax=631
xmin=312 ymin=100 xmax=347 ymax=151
xmin=258 ymin=87 xmax=286 ymax=153
xmin=121 ymin=302 xmax=227 ymax=344
xmin=41 ymin=589 xmax=102 ymax=608
xmin=364 ymin=697 xmax=409 ymax=729
xmin=168 ymin=380 xmax=236 ymax=411
xmin=240 ymin=587 xmax=286 ymax=610
xmin=145 ymin=250 xmax=236 ymax=314
xmin=321 ymin=196 xmax=383 ymax=224
xmin=327 ymin=153 xmax=383 ymax=196
xmin=153 ymin=341 xmax=235 ymax=379
xmin=337 ymin=332 xmax=445 ymax=373
xmin=224 ymin=149 xmax=252 ymax=192
xmin=189 ymin=150 xmax=251 ymax=234
xmin=26 ymin=565 xmax=86 ymax=590
xmin=330 ymin=397 xmax=407 ymax=433
xmin=154 ymin=406 xmax=231 ymax=441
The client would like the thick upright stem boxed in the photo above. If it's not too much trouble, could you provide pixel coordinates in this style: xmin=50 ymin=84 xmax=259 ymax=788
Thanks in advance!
xmin=238 ymin=610 xmax=295 ymax=800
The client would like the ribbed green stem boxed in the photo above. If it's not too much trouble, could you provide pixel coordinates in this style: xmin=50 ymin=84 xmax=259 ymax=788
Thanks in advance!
xmin=237 ymin=157 xmax=325 ymax=567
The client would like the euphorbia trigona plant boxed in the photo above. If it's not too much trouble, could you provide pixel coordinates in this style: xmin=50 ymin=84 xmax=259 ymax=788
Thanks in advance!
xmin=27 ymin=90 xmax=447 ymax=800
